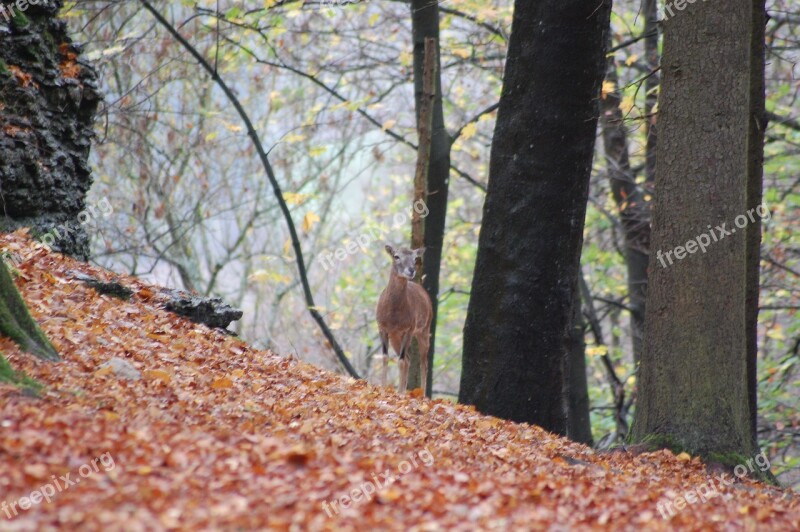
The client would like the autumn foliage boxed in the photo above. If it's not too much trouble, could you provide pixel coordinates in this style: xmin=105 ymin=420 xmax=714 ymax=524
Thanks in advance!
xmin=0 ymin=231 xmax=797 ymax=530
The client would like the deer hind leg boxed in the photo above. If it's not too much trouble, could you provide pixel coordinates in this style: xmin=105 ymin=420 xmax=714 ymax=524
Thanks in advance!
xmin=397 ymin=332 xmax=412 ymax=392
xmin=417 ymin=331 xmax=430 ymax=397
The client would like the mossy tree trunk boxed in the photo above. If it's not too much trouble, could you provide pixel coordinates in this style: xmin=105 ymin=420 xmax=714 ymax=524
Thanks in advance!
xmin=631 ymin=0 xmax=765 ymax=458
xmin=0 ymin=259 xmax=58 ymax=361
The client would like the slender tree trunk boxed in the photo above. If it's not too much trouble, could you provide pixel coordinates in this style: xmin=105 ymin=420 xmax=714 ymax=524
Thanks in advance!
xmin=643 ymin=0 xmax=660 ymax=185
xmin=567 ymin=279 xmax=593 ymax=445
xmin=408 ymin=0 xmax=450 ymax=396
xmin=631 ymin=0 xmax=765 ymax=458
xmin=0 ymin=0 xmax=102 ymax=259
xmin=599 ymin=34 xmax=651 ymax=367
xmin=459 ymin=0 xmax=611 ymax=432
xmin=407 ymin=38 xmax=436 ymax=395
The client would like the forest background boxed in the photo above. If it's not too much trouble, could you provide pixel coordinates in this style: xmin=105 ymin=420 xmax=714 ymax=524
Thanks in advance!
xmin=61 ymin=0 xmax=800 ymax=486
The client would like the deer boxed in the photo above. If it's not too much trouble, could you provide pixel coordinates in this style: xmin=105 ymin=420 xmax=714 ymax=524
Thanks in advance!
xmin=376 ymin=245 xmax=433 ymax=395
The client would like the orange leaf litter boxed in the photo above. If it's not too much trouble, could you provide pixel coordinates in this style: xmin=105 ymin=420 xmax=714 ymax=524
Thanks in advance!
xmin=0 ymin=231 xmax=797 ymax=531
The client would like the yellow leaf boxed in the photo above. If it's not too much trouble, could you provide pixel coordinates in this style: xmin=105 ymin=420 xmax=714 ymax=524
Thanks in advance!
xmin=398 ymin=50 xmax=413 ymax=67
xmin=283 ymin=238 xmax=293 ymax=257
xmin=248 ymin=269 xmax=290 ymax=284
xmin=625 ymin=54 xmax=638 ymax=66
xmin=381 ymin=119 xmax=397 ymax=131
xmin=676 ymin=452 xmax=692 ymax=462
xmin=309 ymin=145 xmax=327 ymax=157
xmin=143 ymin=369 xmax=171 ymax=384
xmin=94 ymin=366 xmax=114 ymax=378
xmin=302 ymin=211 xmax=320 ymax=234
xmin=619 ymin=95 xmax=636 ymax=114
xmin=248 ymin=270 xmax=271 ymax=283
xmin=283 ymin=192 xmax=308 ymax=206
xmin=601 ymin=81 xmax=615 ymax=100
xmin=461 ymin=122 xmax=477 ymax=140
xmin=453 ymin=48 xmax=470 ymax=59
xmin=212 ymin=377 xmax=233 ymax=389
xmin=284 ymin=132 xmax=305 ymax=143
xmin=766 ymin=326 xmax=785 ymax=340
xmin=586 ymin=345 xmax=609 ymax=357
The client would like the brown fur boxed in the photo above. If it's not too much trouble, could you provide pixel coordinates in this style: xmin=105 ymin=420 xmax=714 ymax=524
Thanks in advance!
xmin=376 ymin=246 xmax=433 ymax=394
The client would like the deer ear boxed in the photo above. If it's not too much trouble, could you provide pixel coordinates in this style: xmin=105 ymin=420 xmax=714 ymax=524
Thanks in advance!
xmin=385 ymin=244 xmax=395 ymax=256
xmin=414 ymin=247 xmax=426 ymax=258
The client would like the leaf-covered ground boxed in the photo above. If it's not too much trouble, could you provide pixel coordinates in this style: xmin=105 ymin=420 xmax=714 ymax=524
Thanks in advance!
xmin=0 ymin=231 xmax=798 ymax=531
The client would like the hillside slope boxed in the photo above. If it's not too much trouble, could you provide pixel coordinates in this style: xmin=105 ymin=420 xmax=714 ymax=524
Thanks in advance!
xmin=0 ymin=231 xmax=798 ymax=531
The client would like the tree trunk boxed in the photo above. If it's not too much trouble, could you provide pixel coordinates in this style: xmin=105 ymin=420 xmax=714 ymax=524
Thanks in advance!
xmin=642 ymin=0 xmax=660 ymax=185
xmin=599 ymin=34 xmax=651 ymax=367
xmin=459 ymin=0 xmax=611 ymax=432
xmin=0 ymin=0 xmax=101 ymax=259
xmin=567 ymin=279 xmax=593 ymax=445
xmin=0 ymin=259 xmax=58 ymax=361
xmin=407 ymin=0 xmax=450 ymax=396
xmin=631 ymin=0 xmax=765 ymax=458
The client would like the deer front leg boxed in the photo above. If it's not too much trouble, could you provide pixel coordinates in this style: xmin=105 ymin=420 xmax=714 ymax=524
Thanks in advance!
xmin=419 ymin=333 xmax=429 ymax=397
xmin=379 ymin=330 xmax=389 ymax=386
xmin=397 ymin=332 xmax=411 ymax=392
xmin=398 ymin=357 xmax=410 ymax=393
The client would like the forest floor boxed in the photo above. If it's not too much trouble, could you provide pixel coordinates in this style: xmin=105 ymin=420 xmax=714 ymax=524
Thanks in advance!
xmin=0 ymin=230 xmax=798 ymax=531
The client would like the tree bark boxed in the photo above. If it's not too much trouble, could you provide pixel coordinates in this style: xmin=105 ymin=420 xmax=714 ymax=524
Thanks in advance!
xmin=407 ymin=37 xmax=436 ymax=395
xmin=599 ymin=34 xmax=651 ymax=367
xmin=642 ymin=0 xmax=660 ymax=185
xmin=567 ymin=279 xmax=593 ymax=445
xmin=631 ymin=0 xmax=765 ymax=458
xmin=0 ymin=0 xmax=102 ymax=259
xmin=459 ymin=0 xmax=611 ymax=432
xmin=408 ymin=0 xmax=450 ymax=397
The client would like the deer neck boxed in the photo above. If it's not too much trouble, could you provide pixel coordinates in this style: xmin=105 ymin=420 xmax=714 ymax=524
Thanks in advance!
xmin=386 ymin=269 xmax=411 ymax=306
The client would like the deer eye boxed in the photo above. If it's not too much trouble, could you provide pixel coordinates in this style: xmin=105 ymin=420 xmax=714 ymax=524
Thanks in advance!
xmin=394 ymin=255 xmax=400 ymax=260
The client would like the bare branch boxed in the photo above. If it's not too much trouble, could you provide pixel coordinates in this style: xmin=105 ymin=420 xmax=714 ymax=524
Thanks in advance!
xmin=139 ymin=0 xmax=360 ymax=379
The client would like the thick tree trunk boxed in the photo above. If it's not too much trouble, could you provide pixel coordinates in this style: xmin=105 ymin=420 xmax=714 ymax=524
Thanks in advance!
xmin=459 ymin=0 xmax=611 ymax=432
xmin=0 ymin=0 xmax=101 ymax=259
xmin=631 ymin=0 xmax=765 ymax=458
xmin=407 ymin=0 xmax=450 ymax=396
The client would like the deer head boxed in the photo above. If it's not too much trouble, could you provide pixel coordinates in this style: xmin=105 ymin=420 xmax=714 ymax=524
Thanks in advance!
xmin=385 ymin=245 xmax=425 ymax=280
